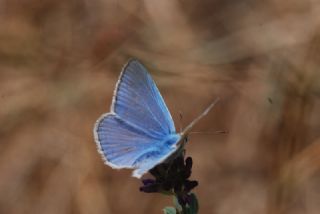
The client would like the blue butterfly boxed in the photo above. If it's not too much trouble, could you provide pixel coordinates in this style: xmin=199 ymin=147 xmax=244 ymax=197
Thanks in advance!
xmin=93 ymin=59 xmax=219 ymax=178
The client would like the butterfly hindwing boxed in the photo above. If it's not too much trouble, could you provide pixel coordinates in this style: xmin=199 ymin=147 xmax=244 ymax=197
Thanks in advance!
xmin=95 ymin=113 xmax=180 ymax=177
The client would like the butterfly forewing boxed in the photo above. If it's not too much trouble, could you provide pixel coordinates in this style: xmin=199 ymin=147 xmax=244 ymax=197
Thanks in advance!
xmin=112 ymin=60 xmax=176 ymax=138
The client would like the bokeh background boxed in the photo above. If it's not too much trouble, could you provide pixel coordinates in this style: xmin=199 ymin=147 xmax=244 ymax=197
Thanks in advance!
xmin=1 ymin=0 xmax=320 ymax=213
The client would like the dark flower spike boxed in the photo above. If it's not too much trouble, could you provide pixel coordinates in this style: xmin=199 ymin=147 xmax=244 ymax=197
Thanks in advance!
xmin=183 ymin=157 xmax=193 ymax=179
xmin=162 ymin=180 xmax=173 ymax=191
xmin=185 ymin=194 xmax=193 ymax=205
xmin=178 ymin=195 xmax=187 ymax=206
xmin=139 ymin=150 xmax=199 ymax=213
xmin=176 ymin=155 xmax=185 ymax=169
xmin=139 ymin=182 xmax=160 ymax=193
xmin=184 ymin=180 xmax=198 ymax=192
xmin=150 ymin=163 xmax=170 ymax=181
xmin=174 ymin=182 xmax=182 ymax=193
xmin=142 ymin=178 xmax=156 ymax=186
xmin=185 ymin=157 xmax=193 ymax=171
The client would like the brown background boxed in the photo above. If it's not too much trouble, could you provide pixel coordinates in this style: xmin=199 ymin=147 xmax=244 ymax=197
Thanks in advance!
xmin=0 ymin=0 xmax=320 ymax=213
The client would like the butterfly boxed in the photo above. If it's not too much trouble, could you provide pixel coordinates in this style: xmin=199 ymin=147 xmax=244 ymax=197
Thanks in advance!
xmin=93 ymin=59 xmax=219 ymax=178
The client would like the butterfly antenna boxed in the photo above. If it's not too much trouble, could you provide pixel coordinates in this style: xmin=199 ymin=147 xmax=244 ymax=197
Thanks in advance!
xmin=180 ymin=97 xmax=220 ymax=139
xmin=189 ymin=130 xmax=228 ymax=135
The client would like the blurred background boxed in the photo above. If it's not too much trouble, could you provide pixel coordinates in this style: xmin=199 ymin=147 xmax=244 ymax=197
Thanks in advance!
xmin=0 ymin=0 xmax=320 ymax=213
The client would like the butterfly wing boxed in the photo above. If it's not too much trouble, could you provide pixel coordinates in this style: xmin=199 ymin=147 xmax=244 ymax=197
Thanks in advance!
xmin=95 ymin=113 xmax=180 ymax=178
xmin=111 ymin=59 xmax=176 ymax=138
xmin=94 ymin=59 xmax=180 ymax=178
